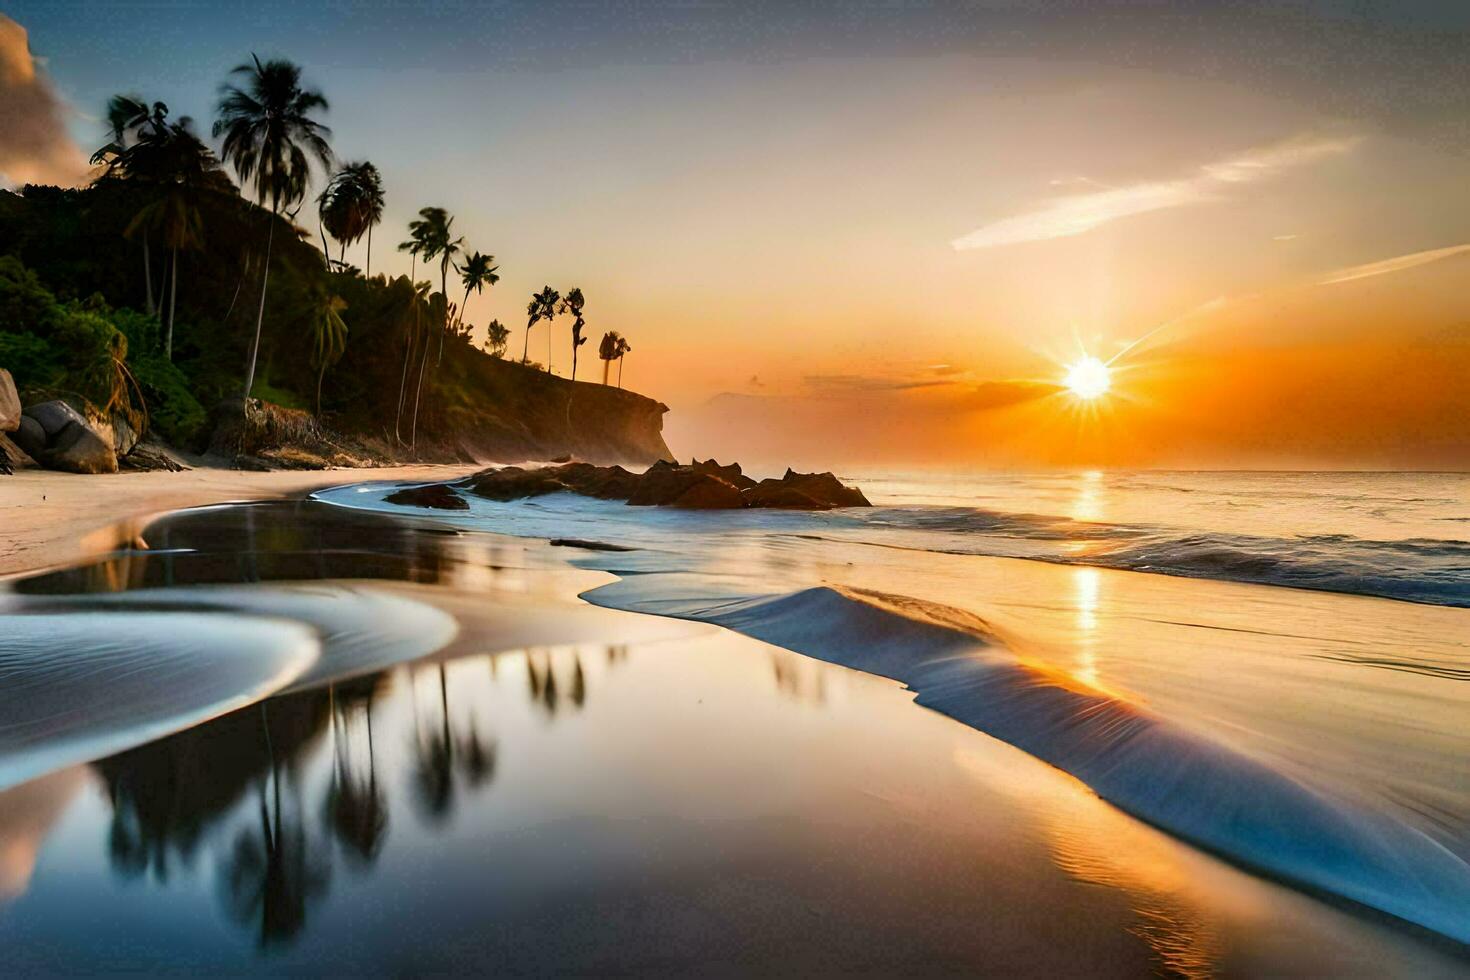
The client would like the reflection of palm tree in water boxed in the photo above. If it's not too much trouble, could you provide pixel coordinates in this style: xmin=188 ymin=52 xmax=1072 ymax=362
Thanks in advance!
xmin=221 ymin=702 xmax=330 ymax=947
xmin=325 ymin=685 xmax=387 ymax=863
xmin=525 ymin=650 xmax=590 ymax=716
xmin=411 ymin=664 xmax=496 ymax=822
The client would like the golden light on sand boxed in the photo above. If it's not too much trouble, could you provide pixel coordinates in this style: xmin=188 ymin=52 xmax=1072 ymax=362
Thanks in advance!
xmin=1062 ymin=356 xmax=1111 ymax=400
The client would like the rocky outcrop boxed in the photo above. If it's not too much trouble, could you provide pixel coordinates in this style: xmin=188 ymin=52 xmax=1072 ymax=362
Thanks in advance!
xmin=450 ymin=459 xmax=869 ymax=511
xmin=20 ymin=401 xmax=119 ymax=474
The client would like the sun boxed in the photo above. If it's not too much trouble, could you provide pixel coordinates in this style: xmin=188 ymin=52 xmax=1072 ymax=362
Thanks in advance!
xmin=1062 ymin=355 xmax=1111 ymax=400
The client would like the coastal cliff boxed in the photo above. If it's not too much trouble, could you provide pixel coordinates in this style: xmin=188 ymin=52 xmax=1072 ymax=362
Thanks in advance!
xmin=423 ymin=356 xmax=674 ymax=465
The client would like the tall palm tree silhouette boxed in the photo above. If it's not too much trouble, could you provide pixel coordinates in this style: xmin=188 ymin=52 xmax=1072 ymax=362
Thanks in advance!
xmin=523 ymin=286 xmax=560 ymax=369
xmin=214 ymin=55 xmax=333 ymax=400
xmin=456 ymin=251 xmax=499 ymax=336
xmin=561 ymin=287 xmax=588 ymax=381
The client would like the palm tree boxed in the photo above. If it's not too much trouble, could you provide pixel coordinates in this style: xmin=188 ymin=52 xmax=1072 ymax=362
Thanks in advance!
xmin=214 ymin=55 xmax=333 ymax=401
xmin=598 ymin=330 xmax=622 ymax=385
xmin=560 ymin=287 xmax=587 ymax=381
xmin=416 ymin=207 xmax=463 ymax=365
xmin=456 ymin=251 xmax=499 ymax=335
xmin=318 ymin=161 xmax=383 ymax=271
xmin=346 ymin=162 xmax=385 ymax=277
xmin=394 ymin=225 xmax=431 ymax=444
xmin=406 ymin=208 xmax=461 ymax=451
xmin=124 ymin=118 xmax=226 ymax=357
xmin=523 ymin=286 xmax=560 ymax=368
xmin=307 ymin=288 xmax=348 ymax=417
xmin=92 ymin=95 xmax=176 ymax=318
xmin=101 ymin=107 xmax=228 ymax=359
xmin=616 ymin=335 xmax=632 ymax=388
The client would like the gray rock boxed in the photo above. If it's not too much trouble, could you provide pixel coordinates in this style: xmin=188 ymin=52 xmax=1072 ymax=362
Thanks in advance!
xmin=24 ymin=400 xmax=87 ymax=439
xmin=12 ymin=415 xmax=45 ymax=458
xmin=44 ymin=420 xmax=118 ymax=474
xmin=0 ymin=369 xmax=19 ymax=433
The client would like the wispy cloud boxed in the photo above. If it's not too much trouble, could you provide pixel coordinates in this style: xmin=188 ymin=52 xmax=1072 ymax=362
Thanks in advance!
xmin=952 ymin=134 xmax=1358 ymax=251
xmin=804 ymin=373 xmax=954 ymax=393
xmin=1317 ymin=243 xmax=1470 ymax=285
xmin=0 ymin=15 xmax=88 ymax=188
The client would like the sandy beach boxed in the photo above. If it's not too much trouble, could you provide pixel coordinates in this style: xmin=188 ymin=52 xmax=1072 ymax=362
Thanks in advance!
xmin=0 ymin=476 xmax=1465 ymax=974
xmin=0 ymin=465 xmax=478 ymax=578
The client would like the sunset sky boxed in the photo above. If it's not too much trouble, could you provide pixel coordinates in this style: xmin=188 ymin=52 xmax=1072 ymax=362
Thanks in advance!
xmin=4 ymin=1 xmax=1468 ymax=468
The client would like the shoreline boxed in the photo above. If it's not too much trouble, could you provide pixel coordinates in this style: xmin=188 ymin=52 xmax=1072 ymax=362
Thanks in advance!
xmin=0 ymin=463 xmax=479 ymax=578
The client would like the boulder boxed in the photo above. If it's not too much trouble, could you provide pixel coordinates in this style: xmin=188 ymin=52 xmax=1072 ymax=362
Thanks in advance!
xmin=24 ymin=400 xmax=87 ymax=439
xmin=744 ymin=480 xmax=828 ymax=509
xmin=670 ymin=474 xmax=746 ymax=509
xmin=384 ymin=483 xmax=470 ymax=510
xmin=12 ymin=415 xmax=45 ymax=458
xmin=44 ymin=420 xmax=118 ymax=474
xmin=778 ymin=468 xmax=871 ymax=508
xmin=0 ymin=369 xmax=19 ymax=432
xmin=627 ymin=465 xmax=707 ymax=506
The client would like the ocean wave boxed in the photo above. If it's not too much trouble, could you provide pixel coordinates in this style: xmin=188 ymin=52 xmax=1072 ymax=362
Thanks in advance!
xmin=843 ymin=508 xmax=1470 ymax=607
xmin=1084 ymin=532 xmax=1470 ymax=607
xmin=0 ymin=585 xmax=460 ymax=790
xmin=581 ymin=578 xmax=1470 ymax=944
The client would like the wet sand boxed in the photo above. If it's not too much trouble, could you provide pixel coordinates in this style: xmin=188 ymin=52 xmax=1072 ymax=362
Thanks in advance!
xmin=0 ymin=493 xmax=1467 ymax=973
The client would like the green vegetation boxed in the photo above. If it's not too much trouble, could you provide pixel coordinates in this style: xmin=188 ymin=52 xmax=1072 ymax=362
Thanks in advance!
xmin=0 ymin=53 xmax=633 ymax=460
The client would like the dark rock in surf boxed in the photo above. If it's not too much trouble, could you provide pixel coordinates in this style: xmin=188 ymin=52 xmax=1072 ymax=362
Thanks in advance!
xmin=777 ymin=469 xmax=871 ymax=508
xmin=384 ymin=483 xmax=470 ymax=510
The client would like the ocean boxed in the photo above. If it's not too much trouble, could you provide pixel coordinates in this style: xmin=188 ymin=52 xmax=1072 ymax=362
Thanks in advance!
xmin=317 ymin=467 xmax=1470 ymax=944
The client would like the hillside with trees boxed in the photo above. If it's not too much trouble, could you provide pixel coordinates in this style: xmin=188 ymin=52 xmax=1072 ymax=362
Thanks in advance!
xmin=0 ymin=57 xmax=665 ymax=472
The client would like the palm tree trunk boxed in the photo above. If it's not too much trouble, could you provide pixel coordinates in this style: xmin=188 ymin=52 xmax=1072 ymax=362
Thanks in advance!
xmin=395 ymin=256 xmax=417 ymax=444
xmin=366 ymin=224 xmax=372 ymax=278
xmin=602 ymin=359 xmax=610 ymax=385
xmin=437 ymin=266 xmax=448 ymax=366
xmin=460 ymin=286 xmax=472 ymax=333
xmin=241 ymin=209 xmax=276 ymax=400
xmin=618 ymin=355 xmax=624 ymax=388
xmin=410 ymin=327 xmax=431 ymax=453
xmin=143 ymin=234 xmax=156 ymax=317
xmin=522 ymin=321 xmax=532 ymax=364
xmin=572 ymin=339 xmax=578 ymax=381
xmin=223 ymin=252 xmax=248 ymax=323
xmin=547 ymin=328 xmax=552 ymax=374
xmin=316 ymin=357 xmax=326 ymax=417
xmin=165 ymin=246 xmax=178 ymax=360
xmin=318 ymin=215 xmax=332 ymax=270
